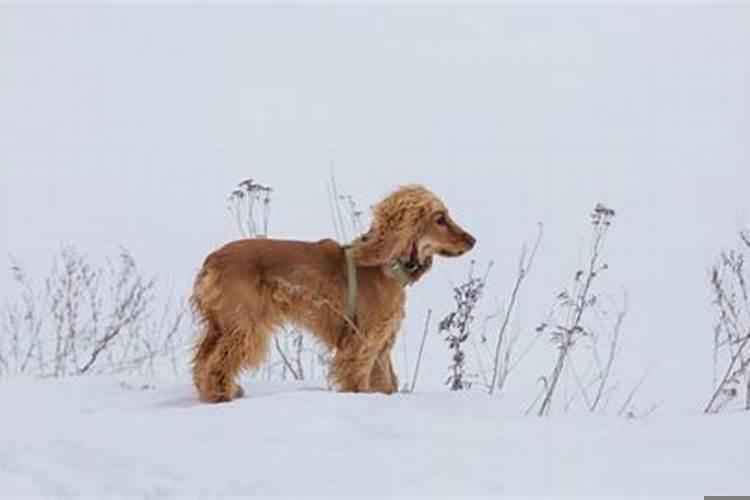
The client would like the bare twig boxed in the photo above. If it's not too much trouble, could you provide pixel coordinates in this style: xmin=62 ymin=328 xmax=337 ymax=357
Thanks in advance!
xmin=489 ymin=224 xmax=543 ymax=395
xmin=618 ymin=359 xmax=660 ymax=418
xmin=273 ymin=334 xmax=302 ymax=381
xmin=409 ymin=309 xmax=433 ymax=393
xmin=329 ymin=167 xmax=349 ymax=243
xmin=589 ymin=293 xmax=628 ymax=412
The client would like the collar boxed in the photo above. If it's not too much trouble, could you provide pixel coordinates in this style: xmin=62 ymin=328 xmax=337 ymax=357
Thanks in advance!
xmin=389 ymin=260 xmax=412 ymax=288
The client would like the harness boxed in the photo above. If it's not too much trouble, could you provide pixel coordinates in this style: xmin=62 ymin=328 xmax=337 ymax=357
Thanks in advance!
xmin=344 ymin=246 xmax=411 ymax=325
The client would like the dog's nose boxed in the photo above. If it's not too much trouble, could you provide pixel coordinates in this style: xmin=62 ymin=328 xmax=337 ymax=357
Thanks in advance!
xmin=463 ymin=233 xmax=476 ymax=249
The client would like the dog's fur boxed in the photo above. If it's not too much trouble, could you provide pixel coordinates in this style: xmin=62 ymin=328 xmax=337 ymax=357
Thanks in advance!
xmin=191 ymin=185 xmax=475 ymax=403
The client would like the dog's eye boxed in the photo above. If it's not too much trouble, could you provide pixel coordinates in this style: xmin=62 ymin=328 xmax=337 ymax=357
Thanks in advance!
xmin=436 ymin=215 xmax=447 ymax=227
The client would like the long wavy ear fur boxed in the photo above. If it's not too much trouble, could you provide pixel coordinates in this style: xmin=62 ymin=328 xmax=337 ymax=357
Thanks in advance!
xmin=350 ymin=185 xmax=439 ymax=267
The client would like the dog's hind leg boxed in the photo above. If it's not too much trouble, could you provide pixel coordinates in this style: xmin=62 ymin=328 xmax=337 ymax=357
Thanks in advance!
xmin=192 ymin=315 xmax=224 ymax=400
xmin=195 ymin=312 xmax=273 ymax=403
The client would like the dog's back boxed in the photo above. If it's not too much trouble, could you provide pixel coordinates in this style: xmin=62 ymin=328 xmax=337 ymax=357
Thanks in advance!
xmin=201 ymin=238 xmax=343 ymax=282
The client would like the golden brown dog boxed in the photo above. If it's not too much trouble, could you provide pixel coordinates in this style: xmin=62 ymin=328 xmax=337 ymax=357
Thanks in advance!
xmin=192 ymin=185 xmax=475 ymax=402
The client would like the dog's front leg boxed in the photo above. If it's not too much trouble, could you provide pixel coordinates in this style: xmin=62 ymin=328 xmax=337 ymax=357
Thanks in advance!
xmin=369 ymin=351 xmax=398 ymax=394
xmin=368 ymin=328 xmax=400 ymax=394
xmin=330 ymin=339 xmax=378 ymax=393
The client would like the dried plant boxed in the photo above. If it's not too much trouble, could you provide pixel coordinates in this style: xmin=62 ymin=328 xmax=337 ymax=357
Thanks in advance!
xmin=617 ymin=358 xmax=660 ymax=419
xmin=438 ymin=261 xmax=492 ymax=391
xmin=327 ymin=170 xmax=366 ymax=242
xmin=228 ymin=179 xmax=273 ymax=238
xmin=339 ymin=193 xmax=365 ymax=238
xmin=0 ymin=247 xmax=186 ymax=379
xmin=536 ymin=203 xmax=616 ymax=416
xmin=489 ymin=224 xmax=543 ymax=395
xmin=587 ymin=292 xmax=628 ymax=412
xmin=705 ymin=228 xmax=750 ymax=413
xmin=407 ymin=309 xmax=433 ymax=392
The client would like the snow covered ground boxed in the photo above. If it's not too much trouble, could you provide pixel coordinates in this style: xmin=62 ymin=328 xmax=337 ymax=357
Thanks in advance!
xmin=0 ymin=374 xmax=745 ymax=498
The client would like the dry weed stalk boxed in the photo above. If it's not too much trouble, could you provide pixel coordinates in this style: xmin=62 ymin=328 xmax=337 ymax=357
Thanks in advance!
xmin=438 ymin=261 xmax=492 ymax=391
xmin=536 ymin=203 xmax=616 ymax=416
xmin=705 ymin=228 xmax=750 ymax=413
xmin=0 ymin=247 xmax=185 ymax=379
xmin=489 ymin=224 xmax=543 ymax=395
xmin=407 ymin=309 xmax=433 ymax=392
xmin=228 ymin=179 xmax=273 ymax=239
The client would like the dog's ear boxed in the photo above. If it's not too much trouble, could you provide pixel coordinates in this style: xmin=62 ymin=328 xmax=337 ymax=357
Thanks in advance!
xmin=350 ymin=185 xmax=436 ymax=267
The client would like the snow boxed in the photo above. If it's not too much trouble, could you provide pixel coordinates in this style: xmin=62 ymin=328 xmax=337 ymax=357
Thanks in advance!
xmin=0 ymin=375 xmax=744 ymax=497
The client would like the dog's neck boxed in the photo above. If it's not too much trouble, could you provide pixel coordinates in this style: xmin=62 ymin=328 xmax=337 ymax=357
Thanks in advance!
xmin=345 ymin=237 xmax=426 ymax=287
xmin=389 ymin=253 xmax=433 ymax=287
xmin=389 ymin=260 xmax=412 ymax=287
xmin=343 ymin=249 xmax=414 ymax=328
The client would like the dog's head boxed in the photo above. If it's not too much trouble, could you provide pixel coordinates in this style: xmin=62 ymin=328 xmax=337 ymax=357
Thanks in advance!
xmin=351 ymin=185 xmax=475 ymax=282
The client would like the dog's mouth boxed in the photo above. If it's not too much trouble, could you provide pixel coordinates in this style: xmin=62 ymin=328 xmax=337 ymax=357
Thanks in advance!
xmin=439 ymin=248 xmax=466 ymax=257
xmin=439 ymin=249 xmax=458 ymax=257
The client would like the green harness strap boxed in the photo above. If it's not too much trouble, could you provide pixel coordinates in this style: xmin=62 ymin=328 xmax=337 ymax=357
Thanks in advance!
xmin=344 ymin=247 xmax=358 ymax=324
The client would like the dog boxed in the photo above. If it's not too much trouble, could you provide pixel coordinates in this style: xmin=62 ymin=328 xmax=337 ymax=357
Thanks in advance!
xmin=191 ymin=185 xmax=475 ymax=402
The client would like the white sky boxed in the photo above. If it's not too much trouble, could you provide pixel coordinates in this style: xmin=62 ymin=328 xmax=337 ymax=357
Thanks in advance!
xmin=1 ymin=4 xmax=749 ymax=411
